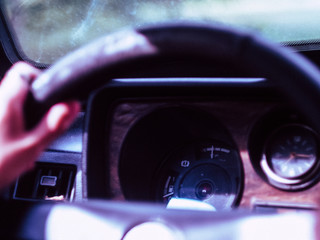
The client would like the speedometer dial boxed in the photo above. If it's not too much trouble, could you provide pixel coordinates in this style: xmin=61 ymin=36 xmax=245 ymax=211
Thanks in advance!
xmin=265 ymin=125 xmax=319 ymax=179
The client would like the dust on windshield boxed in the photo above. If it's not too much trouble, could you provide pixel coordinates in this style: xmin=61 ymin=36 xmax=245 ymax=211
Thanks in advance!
xmin=2 ymin=0 xmax=320 ymax=64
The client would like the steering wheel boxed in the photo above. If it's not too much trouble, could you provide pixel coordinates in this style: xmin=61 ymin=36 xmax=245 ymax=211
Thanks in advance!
xmin=8 ymin=23 xmax=320 ymax=239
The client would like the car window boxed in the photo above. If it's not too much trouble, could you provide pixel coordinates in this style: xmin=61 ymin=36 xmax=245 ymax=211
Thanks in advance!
xmin=2 ymin=0 xmax=320 ymax=64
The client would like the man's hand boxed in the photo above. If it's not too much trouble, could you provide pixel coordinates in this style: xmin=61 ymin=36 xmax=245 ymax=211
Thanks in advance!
xmin=0 ymin=62 xmax=80 ymax=189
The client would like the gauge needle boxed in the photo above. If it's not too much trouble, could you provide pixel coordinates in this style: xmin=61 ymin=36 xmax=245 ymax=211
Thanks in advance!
xmin=163 ymin=192 xmax=174 ymax=198
xmin=292 ymin=153 xmax=313 ymax=159
xmin=283 ymin=154 xmax=295 ymax=165
xmin=282 ymin=153 xmax=313 ymax=165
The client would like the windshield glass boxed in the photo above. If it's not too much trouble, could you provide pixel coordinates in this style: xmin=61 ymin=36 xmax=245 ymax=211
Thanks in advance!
xmin=2 ymin=0 xmax=320 ymax=64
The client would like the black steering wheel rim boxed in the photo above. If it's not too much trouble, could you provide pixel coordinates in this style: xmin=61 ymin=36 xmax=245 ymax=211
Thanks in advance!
xmin=25 ymin=22 xmax=320 ymax=132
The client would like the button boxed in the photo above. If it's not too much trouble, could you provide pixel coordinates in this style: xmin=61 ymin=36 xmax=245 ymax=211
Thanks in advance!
xmin=40 ymin=176 xmax=57 ymax=187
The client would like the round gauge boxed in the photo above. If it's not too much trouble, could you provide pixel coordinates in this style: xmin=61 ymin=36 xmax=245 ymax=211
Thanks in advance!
xmin=265 ymin=125 xmax=319 ymax=179
xmin=178 ymin=163 xmax=232 ymax=210
xmin=155 ymin=141 xmax=243 ymax=211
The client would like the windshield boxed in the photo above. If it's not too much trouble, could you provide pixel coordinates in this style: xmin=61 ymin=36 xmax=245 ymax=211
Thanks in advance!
xmin=2 ymin=0 xmax=320 ymax=64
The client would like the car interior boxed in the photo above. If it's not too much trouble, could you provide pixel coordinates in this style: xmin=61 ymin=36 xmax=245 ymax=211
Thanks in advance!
xmin=1 ymin=1 xmax=320 ymax=239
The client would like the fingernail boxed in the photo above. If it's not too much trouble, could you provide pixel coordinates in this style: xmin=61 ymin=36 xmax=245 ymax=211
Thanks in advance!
xmin=47 ymin=104 xmax=69 ymax=131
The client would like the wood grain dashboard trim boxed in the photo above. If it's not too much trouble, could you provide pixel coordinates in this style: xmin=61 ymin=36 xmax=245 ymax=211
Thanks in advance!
xmin=106 ymin=100 xmax=320 ymax=209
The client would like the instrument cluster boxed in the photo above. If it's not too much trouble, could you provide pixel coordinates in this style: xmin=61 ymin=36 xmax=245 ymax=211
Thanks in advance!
xmin=106 ymin=100 xmax=320 ymax=211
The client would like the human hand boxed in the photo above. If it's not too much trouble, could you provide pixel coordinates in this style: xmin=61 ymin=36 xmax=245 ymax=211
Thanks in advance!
xmin=0 ymin=62 xmax=80 ymax=189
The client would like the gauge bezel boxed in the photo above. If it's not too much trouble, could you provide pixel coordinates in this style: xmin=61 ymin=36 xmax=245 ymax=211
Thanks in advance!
xmin=153 ymin=139 xmax=243 ymax=210
xmin=261 ymin=124 xmax=320 ymax=190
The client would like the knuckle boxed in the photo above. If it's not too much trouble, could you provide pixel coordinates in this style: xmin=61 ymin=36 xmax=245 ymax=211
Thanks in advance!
xmin=6 ymin=62 xmax=40 ymax=83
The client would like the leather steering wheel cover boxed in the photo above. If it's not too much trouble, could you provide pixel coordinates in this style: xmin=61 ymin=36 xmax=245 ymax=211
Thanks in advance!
xmin=29 ymin=23 xmax=320 ymax=131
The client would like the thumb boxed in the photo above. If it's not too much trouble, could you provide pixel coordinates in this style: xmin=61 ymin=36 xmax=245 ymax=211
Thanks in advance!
xmin=29 ymin=101 xmax=80 ymax=150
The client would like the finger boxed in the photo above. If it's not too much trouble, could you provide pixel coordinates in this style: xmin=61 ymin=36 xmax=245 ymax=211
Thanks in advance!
xmin=0 ymin=62 xmax=40 ymax=104
xmin=28 ymin=101 xmax=80 ymax=150
xmin=0 ymin=62 xmax=41 ymax=134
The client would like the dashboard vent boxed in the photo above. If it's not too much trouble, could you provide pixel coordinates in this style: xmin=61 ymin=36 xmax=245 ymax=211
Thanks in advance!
xmin=13 ymin=162 xmax=76 ymax=201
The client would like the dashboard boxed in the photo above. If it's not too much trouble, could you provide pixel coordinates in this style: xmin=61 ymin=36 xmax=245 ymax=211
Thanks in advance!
xmin=3 ymin=76 xmax=320 ymax=214
xmin=9 ymin=76 xmax=313 ymax=214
